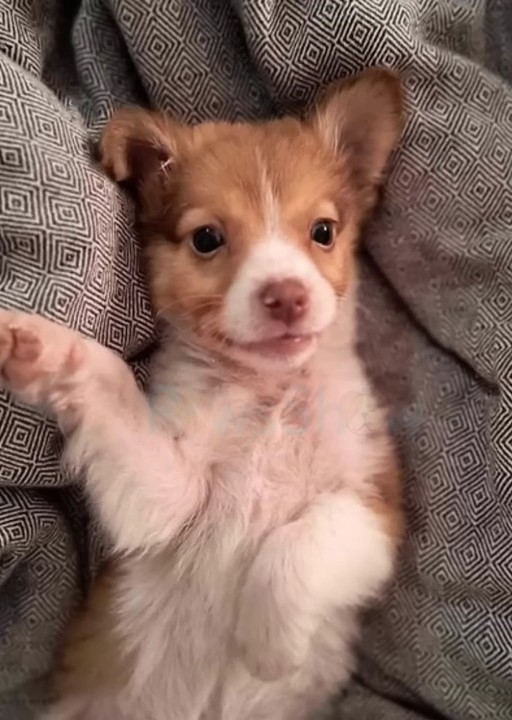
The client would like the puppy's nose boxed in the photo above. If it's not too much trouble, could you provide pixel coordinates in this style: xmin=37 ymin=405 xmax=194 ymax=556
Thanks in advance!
xmin=259 ymin=279 xmax=309 ymax=325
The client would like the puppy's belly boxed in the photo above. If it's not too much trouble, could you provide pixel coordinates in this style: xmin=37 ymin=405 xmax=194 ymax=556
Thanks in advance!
xmin=53 ymin=572 xmax=357 ymax=720
xmin=52 ymin=527 xmax=365 ymax=720
xmin=54 ymin=530 xmax=248 ymax=716
xmin=52 ymin=464 xmax=377 ymax=719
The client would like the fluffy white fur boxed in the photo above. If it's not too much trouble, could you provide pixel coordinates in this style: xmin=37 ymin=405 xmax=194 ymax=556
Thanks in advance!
xmin=0 ymin=244 xmax=395 ymax=720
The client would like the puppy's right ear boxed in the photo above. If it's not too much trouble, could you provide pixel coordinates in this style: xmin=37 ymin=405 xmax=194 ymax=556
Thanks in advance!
xmin=99 ymin=108 xmax=185 ymax=189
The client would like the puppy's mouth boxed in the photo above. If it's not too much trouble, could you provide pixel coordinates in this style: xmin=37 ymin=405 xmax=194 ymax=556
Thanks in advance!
xmin=237 ymin=332 xmax=317 ymax=358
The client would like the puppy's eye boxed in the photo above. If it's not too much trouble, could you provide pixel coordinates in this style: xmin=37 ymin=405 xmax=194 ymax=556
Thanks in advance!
xmin=191 ymin=226 xmax=225 ymax=257
xmin=311 ymin=220 xmax=335 ymax=249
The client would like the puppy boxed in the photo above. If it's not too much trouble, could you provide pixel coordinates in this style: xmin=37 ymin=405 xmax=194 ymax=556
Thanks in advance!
xmin=0 ymin=68 xmax=404 ymax=720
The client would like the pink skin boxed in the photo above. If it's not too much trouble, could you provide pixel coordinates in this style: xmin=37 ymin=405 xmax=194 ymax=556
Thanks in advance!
xmin=239 ymin=333 xmax=317 ymax=358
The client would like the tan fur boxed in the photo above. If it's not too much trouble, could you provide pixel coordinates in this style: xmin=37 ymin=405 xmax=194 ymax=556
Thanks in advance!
xmin=54 ymin=568 xmax=129 ymax=697
xmin=142 ymin=122 xmax=359 ymax=339
xmin=365 ymin=453 xmax=404 ymax=545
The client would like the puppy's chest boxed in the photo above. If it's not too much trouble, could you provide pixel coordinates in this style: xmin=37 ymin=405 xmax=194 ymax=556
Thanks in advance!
xmin=162 ymin=382 xmax=338 ymax=522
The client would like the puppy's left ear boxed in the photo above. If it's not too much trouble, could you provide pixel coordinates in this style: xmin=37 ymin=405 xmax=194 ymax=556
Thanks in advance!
xmin=311 ymin=68 xmax=404 ymax=209
xmin=98 ymin=107 xmax=187 ymax=192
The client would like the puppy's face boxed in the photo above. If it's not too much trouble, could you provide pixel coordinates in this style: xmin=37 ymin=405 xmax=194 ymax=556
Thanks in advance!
xmin=100 ymin=69 xmax=403 ymax=372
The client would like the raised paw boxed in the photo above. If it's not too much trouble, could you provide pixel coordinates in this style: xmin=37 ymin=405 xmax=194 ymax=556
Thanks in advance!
xmin=0 ymin=310 xmax=86 ymax=412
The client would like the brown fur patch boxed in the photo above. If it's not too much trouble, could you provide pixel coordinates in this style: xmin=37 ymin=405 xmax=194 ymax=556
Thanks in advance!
xmin=53 ymin=565 xmax=130 ymax=697
xmin=364 ymin=446 xmax=403 ymax=548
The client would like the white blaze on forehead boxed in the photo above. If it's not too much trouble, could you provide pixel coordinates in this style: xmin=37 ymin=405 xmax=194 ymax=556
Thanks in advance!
xmin=222 ymin=156 xmax=337 ymax=344
xmin=222 ymin=236 xmax=337 ymax=343
xmin=260 ymin=160 xmax=279 ymax=237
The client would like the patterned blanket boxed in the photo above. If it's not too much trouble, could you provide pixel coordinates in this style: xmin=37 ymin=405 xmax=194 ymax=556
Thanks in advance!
xmin=0 ymin=1 xmax=511 ymax=717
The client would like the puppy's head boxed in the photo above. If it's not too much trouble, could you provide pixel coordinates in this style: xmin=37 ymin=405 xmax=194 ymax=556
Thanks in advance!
xmin=100 ymin=68 xmax=403 ymax=372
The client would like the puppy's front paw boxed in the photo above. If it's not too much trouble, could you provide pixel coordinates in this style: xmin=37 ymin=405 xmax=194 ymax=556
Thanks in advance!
xmin=0 ymin=310 xmax=85 ymax=412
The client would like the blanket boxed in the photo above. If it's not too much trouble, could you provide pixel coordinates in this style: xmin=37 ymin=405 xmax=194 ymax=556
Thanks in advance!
xmin=0 ymin=0 xmax=511 ymax=717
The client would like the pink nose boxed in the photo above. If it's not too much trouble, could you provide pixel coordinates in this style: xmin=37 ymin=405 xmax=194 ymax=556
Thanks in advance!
xmin=259 ymin=279 xmax=309 ymax=326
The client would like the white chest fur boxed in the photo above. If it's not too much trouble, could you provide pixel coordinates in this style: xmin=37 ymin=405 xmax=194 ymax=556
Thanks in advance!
xmin=147 ymin=337 xmax=386 ymax=532
xmin=93 ymin=336 xmax=395 ymax=720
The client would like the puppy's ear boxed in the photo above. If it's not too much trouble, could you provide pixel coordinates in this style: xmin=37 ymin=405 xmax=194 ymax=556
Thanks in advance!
xmin=99 ymin=108 xmax=186 ymax=190
xmin=311 ymin=68 xmax=404 ymax=207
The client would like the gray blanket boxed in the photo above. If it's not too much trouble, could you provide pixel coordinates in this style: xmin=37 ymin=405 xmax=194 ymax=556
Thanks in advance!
xmin=1 ymin=1 xmax=511 ymax=718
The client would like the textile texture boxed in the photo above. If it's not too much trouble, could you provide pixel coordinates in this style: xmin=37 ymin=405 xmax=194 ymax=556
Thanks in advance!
xmin=0 ymin=0 xmax=511 ymax=717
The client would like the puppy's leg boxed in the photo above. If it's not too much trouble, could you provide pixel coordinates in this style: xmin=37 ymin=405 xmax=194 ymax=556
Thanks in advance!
xmin=235 ymin=489 xmax=398 ymax=682
xmin=219 ymin=632 xmax=345 ymax=720
xmin=0 ymin=311 xmax=203 ymax=553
